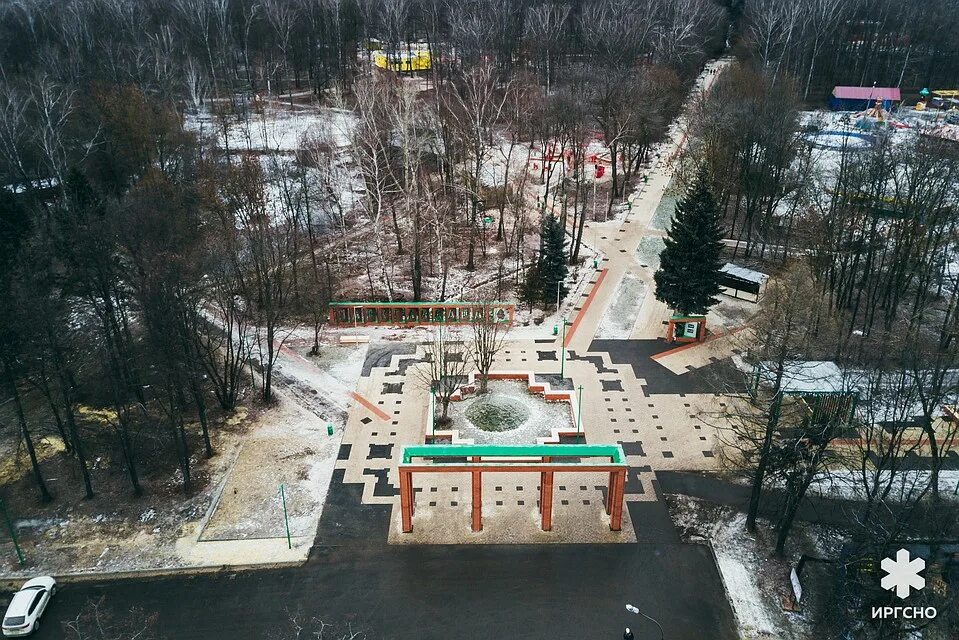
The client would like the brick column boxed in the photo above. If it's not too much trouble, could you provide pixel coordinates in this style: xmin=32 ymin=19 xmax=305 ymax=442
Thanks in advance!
xmin=400 ymin=469 xmax=413 ymax=533
xmin=538 ymin=472 xmax=546 ymax=513
xmin=541 ymin=471 xmax=554 ymax=531
xmin=609 ymin=469 xmax=625 ymax=531
xmin=471 ymin=470 xmax=482 ymax=532
xmin=606 ymin=471 xmax=616 ymax=515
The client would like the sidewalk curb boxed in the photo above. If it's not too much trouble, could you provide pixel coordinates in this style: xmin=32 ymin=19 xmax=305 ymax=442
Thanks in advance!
xmin=0 ymin=558 xmax=306 ymax=590
xmin=701 ymin=536 xmax=746 ymax=640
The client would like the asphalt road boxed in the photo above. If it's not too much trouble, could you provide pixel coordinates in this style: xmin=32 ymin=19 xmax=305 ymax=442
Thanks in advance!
xmin=31 ymin=542 xmax=737 ymax=640
xmin=11 ymin=399 xmax=741 ymax=640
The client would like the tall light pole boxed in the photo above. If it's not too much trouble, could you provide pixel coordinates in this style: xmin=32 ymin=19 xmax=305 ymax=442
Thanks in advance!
xmin=576 ymin=385 xmax=584 ymax=443
xmin=0 ymin=498 xmax=24 ymax=566
xmin=279 ymin=484 xmax=292 ymax=550
xmin=559 ymin=318 xmax=572 ymax=377
xmin=626 ymin=604 xmax=664 ymax=640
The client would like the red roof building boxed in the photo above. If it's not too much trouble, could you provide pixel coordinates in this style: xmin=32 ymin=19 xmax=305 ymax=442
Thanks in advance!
xmin=830 ymin=86 xmax=901 ymax=110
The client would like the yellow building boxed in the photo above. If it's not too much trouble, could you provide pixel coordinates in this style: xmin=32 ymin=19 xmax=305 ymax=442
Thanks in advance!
xmin=373 ymin=49 xmax=431 ymax=73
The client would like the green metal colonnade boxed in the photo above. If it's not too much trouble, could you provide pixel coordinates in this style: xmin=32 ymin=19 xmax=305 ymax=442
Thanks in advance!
xmin=398 ymin=444 xmax=628 ymax=533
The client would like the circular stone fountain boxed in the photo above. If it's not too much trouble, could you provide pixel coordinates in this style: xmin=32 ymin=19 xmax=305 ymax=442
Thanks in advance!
xmin=448 ymin=380 xmax=575 ymax=444
xmin=464 ymin=395 xmax=530 ymax=432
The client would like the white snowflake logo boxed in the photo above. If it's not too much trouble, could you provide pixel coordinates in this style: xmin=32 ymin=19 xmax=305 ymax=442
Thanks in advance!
xmin=881 ymin=549 xmax=925 ymax=599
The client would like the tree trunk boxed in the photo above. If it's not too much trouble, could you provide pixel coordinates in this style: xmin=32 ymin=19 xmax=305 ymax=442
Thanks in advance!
xmin=60 ymin=373 xmax=95 ymax=499
xmin=4 ymin=359 xmax=52 ymax=503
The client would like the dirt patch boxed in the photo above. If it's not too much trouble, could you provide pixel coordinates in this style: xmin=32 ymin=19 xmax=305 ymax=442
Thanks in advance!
xmin=200 ymin=397 xmax=339 ymax=541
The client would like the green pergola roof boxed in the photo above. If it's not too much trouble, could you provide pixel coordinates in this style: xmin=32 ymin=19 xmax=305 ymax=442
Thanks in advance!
xmin=401 ymin=443 xmax=627 ymax=465
xmin=330 ymin=301 xmax=512 ymax=307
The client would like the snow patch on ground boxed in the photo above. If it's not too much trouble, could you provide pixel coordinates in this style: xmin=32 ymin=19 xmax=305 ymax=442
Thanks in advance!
xmin=670 ymin=496 xmax=813 ymax=640
xmin=186 ymin=106 xmax=356 ymax=153
xmin=596 ymin=272 xmax=647 ymax=339
xmin=809 ymin=468 xmax=959 ymax=504
xmin=635 ymin=236 xmax=666 ymax=272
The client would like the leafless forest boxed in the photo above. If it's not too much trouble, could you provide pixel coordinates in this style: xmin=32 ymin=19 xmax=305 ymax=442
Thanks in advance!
xmin=2 ymin=0 xmax=959 ymax=635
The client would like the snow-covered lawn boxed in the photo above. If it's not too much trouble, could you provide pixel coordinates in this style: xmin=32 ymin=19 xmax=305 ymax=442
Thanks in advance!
xmin=669 ymin=495 xmax=825 ymax=640
xmin=186 ymin=105 xmax=356 ymax=153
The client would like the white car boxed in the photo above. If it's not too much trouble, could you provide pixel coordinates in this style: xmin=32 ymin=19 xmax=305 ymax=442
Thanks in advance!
xmin=2 ymin=577 xmax=56 ymax=637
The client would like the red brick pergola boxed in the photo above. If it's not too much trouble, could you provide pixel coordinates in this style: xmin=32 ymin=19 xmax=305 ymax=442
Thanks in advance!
xmin=398 ymin=444 xmax=628 ymax=533
xmin=328 ymin=301 xmax=514 ymax=327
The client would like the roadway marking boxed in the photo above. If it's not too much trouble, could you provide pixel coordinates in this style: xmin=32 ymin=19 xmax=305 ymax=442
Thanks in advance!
xmin=350 ymin=391 xmax=391 ymax=421
xmin=564 ymin=268 xmax=609 ymax=348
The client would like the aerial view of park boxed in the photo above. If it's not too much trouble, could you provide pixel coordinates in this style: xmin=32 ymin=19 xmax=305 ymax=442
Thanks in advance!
xmin=0 ymin=0 xmax=958 ymax=638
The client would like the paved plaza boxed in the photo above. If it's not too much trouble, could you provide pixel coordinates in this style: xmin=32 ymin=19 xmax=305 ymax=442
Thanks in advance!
xmin=320 ymin=58 xmax=752 ymax=547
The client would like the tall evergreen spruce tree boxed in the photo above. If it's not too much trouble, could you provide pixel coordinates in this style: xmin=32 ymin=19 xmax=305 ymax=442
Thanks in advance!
xmin=538 ymin=213 xmax=568 ymax=306
xmin=520 ymin=258 xmax=543 ymax=311
xmin=654 ymin=168 xmax=724 ymax=316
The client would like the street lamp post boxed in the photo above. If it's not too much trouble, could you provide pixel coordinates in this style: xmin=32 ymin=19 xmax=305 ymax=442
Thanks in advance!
xmin=576 ymin=385 xmax=584 ymax=443
xmin=430 ymin=388 xmax=436 ymax=438
xmin=279 ymin=484 xmax=292 ymax=550
xmin=626 ymin=603 xmax=665 ymax=640
xmin=0 ymin=498 xmax=24 ymax=566
xmin=559 ymin=318 xmax=572 ymax=377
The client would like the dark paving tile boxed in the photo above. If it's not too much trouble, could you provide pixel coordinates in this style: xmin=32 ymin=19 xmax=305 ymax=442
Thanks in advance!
xmin=367 ymin=443 xmax=394 ymax=460
xmin=382 ymin=382 xmax=404 ymax=394
xmin=625 ymin=468 xmax=645 ymax=494
xmin=337 ymin=444 xmax=352 ymax=461
xmin=315 ymin=469 xmax=390 ymax=546
xmin=602 ymin=380 xmax=624 ymax=392
xmin=567 ymin=351 xmax=617 ymax=374
xmin=361 ymin=344 xmax=416 ymax=377
xmin=621 ymin=441 xmax=646 ymax=456
xmin=362 ymin=468 xmax=399 ymax=497
xmin=535 ymin=373 xmax=574 ymax=390
xmin=588 ymin=339 xmax=743 ymax=395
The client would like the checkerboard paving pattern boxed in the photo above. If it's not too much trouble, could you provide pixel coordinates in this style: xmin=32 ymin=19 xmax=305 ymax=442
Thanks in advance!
xmin=332 ymin=340 xmax=725 ymax=543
